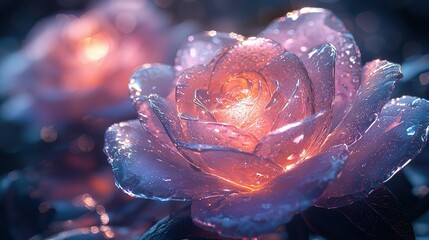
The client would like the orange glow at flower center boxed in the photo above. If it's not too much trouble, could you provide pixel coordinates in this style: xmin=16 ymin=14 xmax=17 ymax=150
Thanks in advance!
xmin=78 ymin=32 xmax=111 ymax=63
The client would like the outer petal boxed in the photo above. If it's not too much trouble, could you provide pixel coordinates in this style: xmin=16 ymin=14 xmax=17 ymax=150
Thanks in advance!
xmin=175 ymin=31 xmax=244 ymax=73
xmin=300 ymin=44 xmax=336 ymax=149
xmin=254 ymin=111 xmax=326 ymax=167
xmin=104 ymin=120 xmax=242 ymax=201
xmin=191 ymin=145 xmax=348 ymax=238
xmin=177 ymin=142 xmax=284 ymax=190
xmin=129 ymin=64 xmax=176 ymax=102
xmin=323 ymin=60 xmax=402 ymax=148
xmin=176 ymin=65 xmax=215 ymax=121
xmin=260 ymin=7 xmax=362 ymax=127
xmin=128 ymin=64 xmax=178 ymax=141
xmin=148 ymin=94 xmax=282 ymax=188
xmin=318 ymin=96 xmax=429 ymax=207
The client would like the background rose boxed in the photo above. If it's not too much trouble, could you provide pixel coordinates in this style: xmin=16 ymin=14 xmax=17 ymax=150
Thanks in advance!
xmin=0 ymin=0 xmax=196 ymax=131
xmin=105 ymin=7 xmax=429 ymax=238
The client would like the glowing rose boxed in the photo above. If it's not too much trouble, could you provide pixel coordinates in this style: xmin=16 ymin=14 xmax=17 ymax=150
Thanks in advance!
xmin=104 ymin=8 xmax=429 ymax=238
xmin=0 ymin=0 xmax=194 ymax=129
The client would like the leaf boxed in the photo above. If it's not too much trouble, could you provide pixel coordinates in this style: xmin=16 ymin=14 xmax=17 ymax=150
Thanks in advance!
xmin=302 ymin=185 xmax=415 ymax=240
xmin=139 ymin=205 xmax=235 ymax=240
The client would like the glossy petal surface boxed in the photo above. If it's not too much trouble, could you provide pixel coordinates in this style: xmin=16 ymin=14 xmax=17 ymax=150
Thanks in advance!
xmin=104 ymin=120 xmax=242 ymax=201
xmin=191 ymin=145 xmax=348 ymax=238
xmin=260 ymin=7 xmax=362 ymax=127
xmin=177 ymin=143 xmax=283 ymax=190
xmin=182 ymin=120 xmax=259 ymax=152
xmin=175 ymin=31 xmax=243 ymax=73
xmin=324 ymin=60 xmax=402 ymax=147
xmin=254 ymin=111 xmax=326 ymax=167
xmin=250 ymin=51 xmax=314 ymax=138
xmin=318 ymin=96 xmax=429 ymax=207
xmin=176 ymin=65 xmax=215 ymax=121
xmin=129 ymin=64 xmax=176 ymax=103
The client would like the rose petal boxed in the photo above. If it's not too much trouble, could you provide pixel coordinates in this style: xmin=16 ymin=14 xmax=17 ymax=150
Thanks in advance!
xmin=191 ymin=145 xmax=348 ymax=238
xmin=148 ymin=94 xmax=279 ymax=188
xmin=129 ymin=64 xmax=176 ymax=102
xmin=323 ymin=60 xmax=402 ymax=148
xmin=104 ymin=120 xmax=243 ymax=201
xmin=300 ymin=44 xmax=336 ymax=148
xmin=244 ymin=51 xmax=314 ymax=138
xmin=181 ymin=119 xmax=259 ymax=152
xmin=175 ymin=31 xmax=244 ymax=73
xmin=261 ymin=51 xmax=315 ymax=130
xmin=128 ymin=65 xmax=178 ymax=141
xmin=176 ymin=143 xmax=284 ymax=189
xmin=176 ymin=65 xmax=215 ymax=121
xmin=260 ymin=7 xmax=362 ymax=127
xmin=317 ymin=96 xmax=429 ymax=207
xmin=302 ymin=44 xmax=335 ymax=115
xmin=254 ymin=111 xmax=326 ymax=167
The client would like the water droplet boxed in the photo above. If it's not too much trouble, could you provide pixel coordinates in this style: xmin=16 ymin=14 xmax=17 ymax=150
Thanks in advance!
xmin=406 ymin=126 xmax=416 ymax=136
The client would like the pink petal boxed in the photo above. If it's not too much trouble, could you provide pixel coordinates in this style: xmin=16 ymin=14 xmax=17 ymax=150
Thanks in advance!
xmin=262 ymin=52 xmax=315 ymax=130
xmin=175 ymin=31 xmax=243 ymax=73
xmin=129 ymin=64 xmax=176 ymax=101
xmin=317 ymin=96 xmax=429 ymax=207
xmin=104 ymin=120 xmax=243 ymax=200
xmin=149 ymin=94 xmax=278 ymax=188
xmin=254 ymin=111 xmax=326 ymax=167
xmin=245 ymin=51 xmax=315 ymax=139
xmin=191 ymin=145 xmax=348 ymax=238
xmin=128 ymin=64 xmax=177 ymax=141
xmin=175 ymin=65 xmax=215 ymax=121
xmin=300 ymin=44 xmax=336 ymax=148
xmin=302 ymin=44 xmax=335 ymax=115
xmin=260 ymin=7 xmax=362 ymax=127
xmin=181 ymin=120 xmax=259 ymax=152
xmin=323 ymin=60 xmax=402 ymax=148
xmin=176 ymin=143 xmax=284 ymax=189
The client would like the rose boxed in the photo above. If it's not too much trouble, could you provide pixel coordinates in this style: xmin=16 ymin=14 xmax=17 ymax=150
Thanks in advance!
xmin=0 ymin=0 xmax=194 ymax=129
xmin=104 ymin=7 xmax=429 ymax=238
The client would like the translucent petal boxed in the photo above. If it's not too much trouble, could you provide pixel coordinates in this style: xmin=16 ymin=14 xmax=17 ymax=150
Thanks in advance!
xmin=176 ymin=143 xmax=284 ymax=190
xmin=318 ymin=96 xmax=429 ymax=207
xmin=182 ymin=120 xmax=259 ymax=152
xmin=191 ymin=145 xmax=348 ymax=238
xmin=300 ymin=44 xmax=336 ymax=148
xmin=175 ymin=65 xmax=215 ymax=121
xmin=204 ymin=38 xmax=285 ymax=128
xmin=262 ymin=52 xmax=315 ymax=130
xmin=254 ymin=111 xmax=326 ymax=167
xmin=129 ymin=64 xmax=176 ymax=103
xmin=323 ymin=60 xmax=402 ymax=148
xmin=302 ymin=44 xmax=335 ymax=115
xmin=245 ymin=51 xmax=314 ymax=139
xmin=210 ymin=37 xmax=285 ymax=87
xmin=104 ymin=120 xmax=243 ymax=201
xmin=175 ymin=31 xmax=244 ymax=73
xmin=260 ymin=7 xmax=362 ymax=127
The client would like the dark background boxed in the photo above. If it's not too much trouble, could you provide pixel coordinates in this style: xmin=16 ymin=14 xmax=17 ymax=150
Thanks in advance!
xmin=0 ymin=0 xmax=428 ymax=239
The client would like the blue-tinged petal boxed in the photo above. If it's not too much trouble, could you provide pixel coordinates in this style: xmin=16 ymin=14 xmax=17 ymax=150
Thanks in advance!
xmin=191 ymin=145 xmax=348 ymax=238
xmin=104 ymin=120 xmax=243 ymax=201
xmin=175 ymin=31 xmax=243 ymax=73
xmin=318 ymin=96 xmax=429 ymax=207
xmin=254 ymin=111 xmax=326 ymax=167
xmin=323 ymin=60 xmax=402 ymax=147
xmin=260 ymin=7 xmax=362 ymax=128
xmin=129 ymin=64 xmax=176 ymax=103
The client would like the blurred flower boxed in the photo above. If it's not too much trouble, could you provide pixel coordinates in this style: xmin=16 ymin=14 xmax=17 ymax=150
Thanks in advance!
xmin=1 ymin=167 xmax=184 ymax=239
xmin=104 ymin=7 xmax=429 ymax=238
xmin=0 ymin=0 xmax=195 ymax=130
